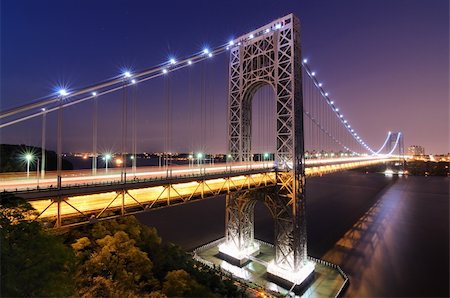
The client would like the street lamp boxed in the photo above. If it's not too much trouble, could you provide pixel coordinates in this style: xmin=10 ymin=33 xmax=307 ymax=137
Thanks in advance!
xmin=104 ymin=154 xmax=112 ymax=172
xmin=263 ymin=153 xmax=269 ymax=167
xmin=24 ymin=153 xmax=33 ymax=178
xmin=188 ymin=154 xmax=193 ymax=167
xmin=197 ymin=153 xmax=203 ymax=166
xmin=226 ymin=154 xmax=232 ymax=171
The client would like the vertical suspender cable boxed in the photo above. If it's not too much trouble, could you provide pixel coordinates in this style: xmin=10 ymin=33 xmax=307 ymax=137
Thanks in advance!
xmin=188 ymin=67 xmax=193 ymax=155
xmin=132 ymin=85 xmax=137 ymax=174
xmin=164 ymin=77 xmax=168 ymax=168
xmin=57 ymin=100 xmax=63 ymax=188
xmin=121 ymin=82 xmax=128 ymax=182
xmin=92 ymin=95 xmax=98 ymax=175
xmin=41 ymin=111 xmax=47 ymax=178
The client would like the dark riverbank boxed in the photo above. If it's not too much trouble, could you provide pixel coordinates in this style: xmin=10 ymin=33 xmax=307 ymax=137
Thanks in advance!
xmin=137 ymin=172 xmax=449 ymax=297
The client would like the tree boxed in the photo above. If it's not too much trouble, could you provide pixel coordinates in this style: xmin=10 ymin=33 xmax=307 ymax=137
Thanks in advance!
xmin=73 ymin=230 xmax=159 ymax=296
xmin=67 ymin=216 xmax=241 ymax=297
xmin=162 ymin=269 xmax=211 ymax=297
xmin=67 ymin=215 xmax=162 ymax=255
xmin=0 ymin=193 xmax=75 ymax=297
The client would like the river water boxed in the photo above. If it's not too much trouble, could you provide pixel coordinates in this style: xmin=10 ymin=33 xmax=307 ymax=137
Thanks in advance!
xmin=137 ymin=172 xmax=449 ymax=297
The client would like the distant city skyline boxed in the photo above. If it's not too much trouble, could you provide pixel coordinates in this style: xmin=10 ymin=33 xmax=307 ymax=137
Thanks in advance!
xmin=1 ymin=0 xmax=448 ymax=154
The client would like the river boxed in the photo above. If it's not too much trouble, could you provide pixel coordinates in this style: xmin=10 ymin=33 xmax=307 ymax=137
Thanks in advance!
xmin=137 ymin=172 xmax=449 ymax=297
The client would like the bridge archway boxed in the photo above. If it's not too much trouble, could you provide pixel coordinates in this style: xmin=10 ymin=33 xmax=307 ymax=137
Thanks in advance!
xmin=247 ymin=82 xmax=277 ymax=159
xmin=223 ymin=14 xmax=314 ymax=282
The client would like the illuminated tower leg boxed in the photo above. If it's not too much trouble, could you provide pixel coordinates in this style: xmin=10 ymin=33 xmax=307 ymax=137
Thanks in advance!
xmin=266 ymin=172 xmax=315 ymax=287
xmin=219 ymin=191 xmax=260 ymax=266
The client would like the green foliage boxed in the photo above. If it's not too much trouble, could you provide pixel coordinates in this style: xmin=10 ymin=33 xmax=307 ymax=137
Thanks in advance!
xmin=68 ymin=216 xmax=242 ymax=297
xmin=73 ymin=230 xmax=159 ymax=296
xmin=162 ymin=269 xmax=210 ymax=297
xmin=0 ymin=193 xmax=75 ymax=297
xmin=0 ymin=197 xmax=242 ymax=297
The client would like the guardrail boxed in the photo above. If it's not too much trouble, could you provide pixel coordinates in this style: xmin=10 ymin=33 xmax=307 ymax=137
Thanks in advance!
xmin=4 ymin=167 xmax=276 ymax=194
xmin=307 ymin=256 xmax=349 ymax=298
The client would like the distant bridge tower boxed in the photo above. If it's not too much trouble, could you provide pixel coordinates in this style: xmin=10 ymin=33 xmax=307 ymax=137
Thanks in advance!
xmin=221 ymin=14 xmax=314 ymax=286
xmin=387 ymin=132 xmax=404 ymax=157
xmin=387 ymin=131 xmax=405 ymax=171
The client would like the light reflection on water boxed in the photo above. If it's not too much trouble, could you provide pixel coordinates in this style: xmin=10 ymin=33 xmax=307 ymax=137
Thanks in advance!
xmin=322 ymin=175 xmax=449 ymax=297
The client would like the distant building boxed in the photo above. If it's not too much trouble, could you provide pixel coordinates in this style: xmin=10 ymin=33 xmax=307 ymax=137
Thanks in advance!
xmin=408 ymin=145 xmax=425 ymax=155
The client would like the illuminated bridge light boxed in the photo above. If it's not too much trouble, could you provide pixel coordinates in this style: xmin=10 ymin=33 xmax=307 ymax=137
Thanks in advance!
xmin=330 ymin=101 xmax=334 ymax=104
xmin=265 ymin=28 xmax=270 ymax=33
xmin=229 ymin=40 xmax=234 ymax=46
xmin=58 ymin=89 xmax=68 ymax=96
xmin=208 ymin=52 xmax=213 ymax=58
xmin=325 ymin=92 xmax=329 ymax=96
xmin=203 ymin=48 xmax=209 ymax=55
xmin=187 ymin=60 xmax=192 ymax=65
xmin=131 ymin=79 xmax=136 ymax=84
xmin=318 ymin=82 xmax=322 ymax=87
xmin=162 ymin=69 xmax=168 ymax=74
xmin=275 ymin=23 xmax=282 ymax=29
xmin=249 ymin=34 xmax=254 ymax=39
xmin=303 ymin=58 xmax=308 ymax=63
xmin=92 ymin=92 xmax=97 ymax=96
xmin=169 ymin=58 xmax=176 ymax=64
xmin=311 ymin=71 xmax=316 ymax=76
xmin=123 ymin=71 xmax=132 ymax=78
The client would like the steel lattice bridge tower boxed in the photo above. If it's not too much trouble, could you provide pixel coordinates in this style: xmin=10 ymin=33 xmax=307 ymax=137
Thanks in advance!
xmin=218 ymin=14 xmax=315 ymax=286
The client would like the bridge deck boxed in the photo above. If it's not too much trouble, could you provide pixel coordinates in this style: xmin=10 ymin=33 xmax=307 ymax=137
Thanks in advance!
xmin=0 ymin=157 xmax=394 ymax=228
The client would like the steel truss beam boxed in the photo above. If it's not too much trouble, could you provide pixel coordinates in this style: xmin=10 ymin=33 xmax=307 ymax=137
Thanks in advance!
xmin=32 ymin=171 xmax=276 ymax=229
xmin=226 ymin=14 xmax=308 ymax=272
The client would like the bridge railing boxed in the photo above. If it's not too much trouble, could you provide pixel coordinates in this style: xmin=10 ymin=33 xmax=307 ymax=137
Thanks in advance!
xmin=3 ymin=165 xmax=277 ymax=193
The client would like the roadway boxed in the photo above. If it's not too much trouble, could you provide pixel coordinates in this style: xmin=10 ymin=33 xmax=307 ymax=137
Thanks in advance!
xmin=0 ymin=156 xmax=394 ymax=192
xmin=0 ymin=156 xmax=395 ymax=226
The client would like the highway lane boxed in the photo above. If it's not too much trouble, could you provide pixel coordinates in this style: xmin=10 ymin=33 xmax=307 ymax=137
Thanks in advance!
xmin=0 ymin=156 xmax=394 ymax=192
xmin=0 ymin=156 xmax=395 ymax=223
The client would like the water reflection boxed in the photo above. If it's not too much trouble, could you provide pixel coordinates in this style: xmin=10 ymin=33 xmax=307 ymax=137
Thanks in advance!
xmin=322 ymin=176 xmax=449 ymax=297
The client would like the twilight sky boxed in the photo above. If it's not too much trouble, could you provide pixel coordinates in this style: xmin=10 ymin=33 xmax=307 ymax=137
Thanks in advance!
xmin=1 ymin=0 xmax=448 ymax=154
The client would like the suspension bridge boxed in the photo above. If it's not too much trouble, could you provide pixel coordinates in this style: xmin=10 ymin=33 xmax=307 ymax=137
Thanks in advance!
xmin=1 ymin=13 xmax=404 ymax=291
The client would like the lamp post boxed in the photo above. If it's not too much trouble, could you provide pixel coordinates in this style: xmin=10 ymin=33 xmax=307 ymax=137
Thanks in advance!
xmin=57 ymin=88 xmax=68 ymax=189
xmin=197 ymin=152 xmax=203 ymax=167
xmin=104 ymin=154 xmax=111 ymax=172
xmin=226 ymin=154 xmax=232 ymax=171
xmin=24 ymin=153 xmax=33 ymax=178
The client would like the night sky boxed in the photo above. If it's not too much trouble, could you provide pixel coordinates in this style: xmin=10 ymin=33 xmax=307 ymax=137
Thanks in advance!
xmin=1 ymin=0 xmax=448 ymax=154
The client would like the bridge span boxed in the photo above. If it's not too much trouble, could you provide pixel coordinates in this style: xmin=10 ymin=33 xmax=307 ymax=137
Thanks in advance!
xmin=2 ymin=156 xmax=394 ymax=228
